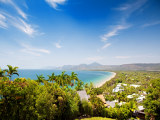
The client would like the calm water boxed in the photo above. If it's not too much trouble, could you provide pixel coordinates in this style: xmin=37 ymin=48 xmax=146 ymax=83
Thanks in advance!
xmin=12 ymin=70 xmax=113 ymax=86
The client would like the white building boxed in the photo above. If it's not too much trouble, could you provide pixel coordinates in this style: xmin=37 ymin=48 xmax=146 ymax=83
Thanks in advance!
xmin=130 ymin=84 xmax=140 ymax=88
xmin=77 ymin=90 xmax=90 ymax=101
xmin=136 ymin=95 xmax=145 ymax=103
xmin=106 ymin=100 xmax=118 ymax=108
xmin=118 ymin=102 xmax=126 ymax=106
xmin=112 ymin=83 xmax=126 ymax=92
xmin=138 ymin=106 xmax=145 ymax=111
xmin=127 ymin=93 xmax=138 ymax=99
xmin=127 ymin=95 xmax=134 ymax=99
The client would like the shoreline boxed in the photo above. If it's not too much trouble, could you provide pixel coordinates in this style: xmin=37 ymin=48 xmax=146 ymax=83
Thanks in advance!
xmin=95 ymin=72 xmax=116 ymax=88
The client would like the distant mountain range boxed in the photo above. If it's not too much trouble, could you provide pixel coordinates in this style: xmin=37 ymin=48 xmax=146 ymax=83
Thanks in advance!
xmin=55 ymin=62 xmax=160 ymax=71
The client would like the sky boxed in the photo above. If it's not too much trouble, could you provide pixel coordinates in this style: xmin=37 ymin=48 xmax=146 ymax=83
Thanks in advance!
xmin=0 ymin=0 xmax=160 ymax=69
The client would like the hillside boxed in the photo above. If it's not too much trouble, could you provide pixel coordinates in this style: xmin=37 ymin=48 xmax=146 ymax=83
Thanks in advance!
xmin=56 ymin=63 xmax=160 ymax=71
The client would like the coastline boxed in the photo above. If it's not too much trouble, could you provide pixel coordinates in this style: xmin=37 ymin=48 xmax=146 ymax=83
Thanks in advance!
xmin=95 ymin=72 xmax=116 ymax=88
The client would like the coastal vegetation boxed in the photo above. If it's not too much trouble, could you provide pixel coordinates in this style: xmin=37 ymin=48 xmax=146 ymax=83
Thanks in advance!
xmin=0 ymin=65 xmax=160 ymax=120
xmin=75 ymin=117 xmax=115 ymax=120
xmin=99 ymin=71 xmax=160 ymax=120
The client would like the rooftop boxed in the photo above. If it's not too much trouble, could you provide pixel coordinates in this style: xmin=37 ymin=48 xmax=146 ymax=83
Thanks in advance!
xmin=130 ymin=84 xmax=140 ymax=88
xmin=77 ymin=90 xmax=90 ymax=101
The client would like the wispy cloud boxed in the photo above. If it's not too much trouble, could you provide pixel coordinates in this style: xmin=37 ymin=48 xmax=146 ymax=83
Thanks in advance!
xmin=102 ymin=43 xmax=111 ymax=49
xmin=100 ymin=24 xmax=129 ymax=51
xmin=45 ymin=0 xmax=66 ymax=10
xmin=115 ymin=56 xmax=131 ymax=59
xmin=0 ymin=0 xmax=27 ymax=19
xmin=21 ymin=44 xmax=50 ymax=56
xmin=13 ymin=18 xmax=36 ymax=36
xmin=116 ymin=4 xmax=131 ymax=11
xmin=102 ymin=0 xmax=147 ymax=41
xmin=55 ymin=42 xmax=62 ymax=48
xmin=142 ymin=21 xmax=160 ymax=27
xmin=0 ymin=0 xmax=37 ymax=36
xmin=0 ymin=12 xmax=36 ymax=36
xmin=99 ymin=0 xmax=147 ymax=50
xmin=116 ymin=0 xmax=147 ymax=19
xmin=86 ymin=56 xmax=103 ymax=62
xmin=101 ymin=25 xmax=130 ymax=42
xmin=0 ymin=14 xmax=7 ymax=28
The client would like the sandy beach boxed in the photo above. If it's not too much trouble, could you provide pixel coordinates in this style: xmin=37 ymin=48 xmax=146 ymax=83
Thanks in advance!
xmin=95 ymin=72 xmax=116 ymax=88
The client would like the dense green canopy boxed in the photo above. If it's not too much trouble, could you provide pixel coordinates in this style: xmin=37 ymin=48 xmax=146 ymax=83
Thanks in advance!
xmin=0 ymin=66 xmax=160 ymax=120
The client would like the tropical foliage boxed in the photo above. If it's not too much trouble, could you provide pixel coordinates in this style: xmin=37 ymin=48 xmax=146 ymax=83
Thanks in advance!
xmin=6 ymin=65 xmax=19 ymax=80
xmin=0 ymin=66 xmax=82 ymax=120
xmin=143 ymin=78 xmax=160 ymax=120
xmin=100 ymin=71 xmax=160 ymax=120
xmin=0 ymin=66 xmax=160 ymax=120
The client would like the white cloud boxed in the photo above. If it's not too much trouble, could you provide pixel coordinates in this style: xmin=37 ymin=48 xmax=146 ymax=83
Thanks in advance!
xmin=0 ymin=11 xmax=36 ymax=36
xmin=101 ymin=0 xmax=147 ymax=42
xmin=0 ymin=0 xmax=10 ymax=3
xmin=21 ymin=49 xmax=41 ymax=56
xmin=86 ymin=56 xmax=103 ymax=62
xmin=45 ymin=0 xmax=66 ymax=10
xmin=0 ymin=0 xmax=27 ymax=19
xmin=13 ymin=4 xmax=27 ymax=19
xmin=55 ymin=42 xmax=62 ymax=48
xmin=116 ymin=0 xmax=147 ymax=18
xmin=0 ymin=0 xmax=39 ymax=36
xmin=21 ymin=44 xmax=50 ymax=56
xmin=101 ymin=25 xmax=130 ymax=41
xmin=115 ymin=56 xmax=131 ymax=59
xmin=0 ymin=14 xmax=7 ymax=28
xmin=116 ymin=4 xmax=131 ymax=11
xmin=13 ymin=18 xmax=35 ymax=36
xmin=99 ymin=0 xmax=147 ymax=50
xmin=102 ymin=43 xmax=111 ymax=49
xmin=142 ymin=21 xmax=160 ymax=27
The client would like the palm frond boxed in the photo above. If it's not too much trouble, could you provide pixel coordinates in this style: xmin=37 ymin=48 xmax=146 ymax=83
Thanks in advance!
xmin=13 ymin=73 xmax=19 ymax=76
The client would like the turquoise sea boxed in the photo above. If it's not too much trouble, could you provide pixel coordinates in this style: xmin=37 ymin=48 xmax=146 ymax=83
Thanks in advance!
xmin=12 ymin=70 xmax=113 ymax=86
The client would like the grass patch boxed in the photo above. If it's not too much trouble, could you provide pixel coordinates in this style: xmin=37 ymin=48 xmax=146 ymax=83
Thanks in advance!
xmin=75 ymin=117 xmax=115 ymax=120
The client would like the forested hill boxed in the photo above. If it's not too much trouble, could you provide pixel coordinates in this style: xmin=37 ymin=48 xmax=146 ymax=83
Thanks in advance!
xmin=56 ymin=63 xmax=160 ymax=71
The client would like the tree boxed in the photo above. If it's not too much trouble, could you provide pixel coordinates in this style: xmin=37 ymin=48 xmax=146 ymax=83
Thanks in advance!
xmin=75 ymin=79 xmax=84 ymax=91
xmin=55 ymin=71 xmax=69 ymax=87
xmin=36 ymin=74 xmax=46 ymax=83
xmin=80 ymin=100 xmax=93 ymax=116
xmin=55 ymin=71 xmax=76 ymax=87
xmin=143 ymin=79 xmax=160 ymax=120
xmin=89 ymin=96 xmax=105 ymax=116
xmin=48 ymin=73 xmax=56 ymax=83
xmin=85 ymin=82 xmax=95 ymax=95
xmin=6 ymin=65 xmax=19 ymax=80
xmin=0 ymin=71 xmax=81 ymax=120
xmin=59 ymin=71 xmax=66 ymax=87
xmin=0 ymin=68 xmax=6 ymax=78
xmin=70 ymin=72 xmax=78 ymax=85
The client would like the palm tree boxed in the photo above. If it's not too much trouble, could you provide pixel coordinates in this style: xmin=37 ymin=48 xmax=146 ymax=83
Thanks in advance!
xmin=56 ymin=71 xmax=71 ymax=87
xmin=56 ymin=75 xmax=61 ymax=86
xmin=70 ymin=72 xmax=78 ymax=85
xmin=48 ymin=73 xmax=56 ymax=83
xmin=6 ymin=65 xmax=19 ymax=80
xmin=36 ymin=74 xmax=45 ymax=83
xmin=0 ymin=68 xmax=7 ymax=80
xmin=75 ymin=79 xmax=84 ymax=90
xmin=59 ymin=71 xmax=66 ymax=87
xmin=64 ymin=73 xmax=72 ymax=86
xmin=0 ymin=68 xmax=6 ymax=77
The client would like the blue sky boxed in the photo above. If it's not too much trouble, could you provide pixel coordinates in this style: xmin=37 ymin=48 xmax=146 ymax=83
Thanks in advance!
xmin=0 ymin=0 xmax=160 ymax=69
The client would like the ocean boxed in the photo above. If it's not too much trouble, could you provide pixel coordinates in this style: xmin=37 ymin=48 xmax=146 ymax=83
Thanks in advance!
xmin=12 ymin=70 xmax=113 ymax=86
